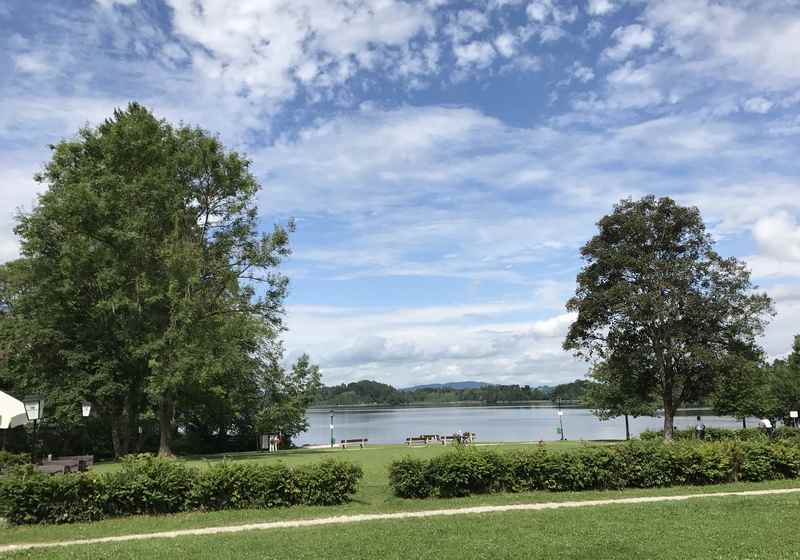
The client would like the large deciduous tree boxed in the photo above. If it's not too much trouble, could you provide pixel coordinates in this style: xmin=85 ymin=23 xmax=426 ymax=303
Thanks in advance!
xmin=9 ymin=103 xmax=293 ymax=456
xmin=564 ymin=196 xmax=773 ymax=440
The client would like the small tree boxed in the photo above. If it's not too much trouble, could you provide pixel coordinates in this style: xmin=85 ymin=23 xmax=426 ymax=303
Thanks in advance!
xmin=769 ymin=335 xmax=800 ymax=423
xmin=564 ymin=196 xmax=773 ymax=439
xmin=583 ymin=362 xmax=657 ymax=440
xmin=256 ymin=352 xmax=321 ymax=446
xmin=712 ymin=356 xmax=774 ymax=428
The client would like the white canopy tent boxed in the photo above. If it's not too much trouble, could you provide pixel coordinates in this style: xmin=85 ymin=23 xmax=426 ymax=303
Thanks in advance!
xmin=0 ymin=390 xmax=29 ymax=429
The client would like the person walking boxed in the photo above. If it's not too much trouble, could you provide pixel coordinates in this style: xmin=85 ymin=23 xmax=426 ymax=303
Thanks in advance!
xmin=695 ymin=416 xmax=706 ymax=440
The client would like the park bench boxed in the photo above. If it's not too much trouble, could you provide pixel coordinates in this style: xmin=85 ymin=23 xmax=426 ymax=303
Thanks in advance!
xmin=419 ymin=434 xmax=440 ymax=443
xmin=405 ymin=437 xmax=428 ymax=446
xmin=340 ymin=438 xmax=368 ymax=449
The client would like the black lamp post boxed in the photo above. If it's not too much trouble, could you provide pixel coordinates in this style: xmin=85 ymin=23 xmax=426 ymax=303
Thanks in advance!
xmin=330 ymin=409 xmax=335 ymax=448
xmin=81 ymin=401 xmax=92 ymax=456
xmin=23 ymin=395 xmax=44 ymax=463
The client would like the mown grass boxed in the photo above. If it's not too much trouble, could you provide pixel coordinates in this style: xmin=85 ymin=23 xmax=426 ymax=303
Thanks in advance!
xmin=7 ymin=492 xmax=800 ymax=559
xmin=2 ymin=441 xmax=800 ymax=549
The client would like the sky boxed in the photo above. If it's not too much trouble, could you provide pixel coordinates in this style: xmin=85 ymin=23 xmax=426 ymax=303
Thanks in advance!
xmin=2 ymin=0 xmax=800 ymax=389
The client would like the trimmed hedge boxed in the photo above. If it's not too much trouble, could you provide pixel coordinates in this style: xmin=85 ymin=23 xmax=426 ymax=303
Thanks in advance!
xmin=639 ymin=426 xmax=800 ymax=443
xmin=0 ymin=454 xmax=362 ymax=525
xmin=388 ymin=440 xmax=800 ymax=499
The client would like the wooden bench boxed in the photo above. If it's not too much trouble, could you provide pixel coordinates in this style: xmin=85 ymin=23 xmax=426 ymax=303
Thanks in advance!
xmin=340 ymin=438 xmax=368 ymax=449
xmin=405 ymin=437 xmax=428 ymax=446
xmin=441 ymin=433 xmax=476 ymax=445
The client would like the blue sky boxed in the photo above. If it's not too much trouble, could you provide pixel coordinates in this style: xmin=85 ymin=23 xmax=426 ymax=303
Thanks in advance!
xmin=2 ymin=0 xmax=800 ymax=388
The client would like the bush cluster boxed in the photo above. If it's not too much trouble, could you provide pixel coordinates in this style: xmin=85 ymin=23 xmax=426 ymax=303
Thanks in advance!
xmin=0 ymin=451 xmax=31 ymax=474
xmin=639 ymin=426 xmax=800 ymax=443
xmin=0 ymin=454 xmax=362 ymax=525
xmin=388 ymin=440 xmax=800 ymax=499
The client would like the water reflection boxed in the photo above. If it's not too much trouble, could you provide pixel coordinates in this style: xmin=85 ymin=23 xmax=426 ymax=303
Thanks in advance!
xmin=295 ymin=406 xmax=750 ymax=446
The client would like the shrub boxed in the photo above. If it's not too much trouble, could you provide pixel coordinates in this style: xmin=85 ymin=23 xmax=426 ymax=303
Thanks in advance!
xmin=388 ymin=457 xmax=432 ymax=498
xmin=99 ymin=454 xmax=196 ymax=516
xmin=425 ymin=448 xmax=508 ymax=498
xmin=0 ymin=451 xmax=31 ymax=474
xmin=0 ymin=455 xmax=363 ymax=525
xmin=0 ymin=469 xmax=102 ymax=525
xmin=388 ymin=440 xmax=800 ymax=499
xmin=190 ymin=462 xmax=300 ymax=510
xmin=296 ymin=460 xmax=363 ymax=505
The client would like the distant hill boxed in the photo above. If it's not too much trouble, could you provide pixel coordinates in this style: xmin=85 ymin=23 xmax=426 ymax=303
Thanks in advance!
xmin=403 ymin=381 xmax=489 ymax=391
xmin=312 ymin=379 xmax=588 ymax=406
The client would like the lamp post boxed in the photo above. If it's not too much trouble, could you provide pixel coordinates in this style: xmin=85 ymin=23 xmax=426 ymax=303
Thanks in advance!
xmin=23 ymin=395 xmax=44 ymax=463
xmin=81 ymin=401 xmax=92 ymax=456
xmin=330 ymin=409 xmax=335 ymax=448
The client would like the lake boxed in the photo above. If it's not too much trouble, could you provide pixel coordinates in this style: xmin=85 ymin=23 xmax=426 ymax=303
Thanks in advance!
xmin=295 ymin=405 xmax=750 ymax=446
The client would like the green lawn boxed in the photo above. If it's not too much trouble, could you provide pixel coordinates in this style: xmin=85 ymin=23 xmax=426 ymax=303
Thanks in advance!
xmin=3 ymin=442 xmax=800 ymax=551
xmin=6 ymin=492 xmax=800 ymax=559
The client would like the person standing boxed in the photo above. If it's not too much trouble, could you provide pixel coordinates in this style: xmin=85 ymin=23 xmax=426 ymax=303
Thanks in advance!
xmin=759 ymin=418 xmax=774 ymax=439
xmin=695 ymin=416 xmax=706 ymax=440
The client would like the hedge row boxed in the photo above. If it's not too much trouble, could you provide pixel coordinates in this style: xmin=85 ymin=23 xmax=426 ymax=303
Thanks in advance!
xmin=0 ymin=454 xmax=363 ymax=525
xmin=0 ymin=451 xmax=30 ymax=474
xmin=639 ymin=426 xmax=800 ymax=443
xmin=388 ymin=440 xmax=800 ymax=498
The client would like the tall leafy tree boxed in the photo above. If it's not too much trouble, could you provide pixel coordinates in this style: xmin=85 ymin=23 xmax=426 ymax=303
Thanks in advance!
xmin=11 ymin=104 xmax=293 ymax=456
xmin=583 ymin=362 xmax=657 ymax=440
xmin=564 ymin=196 xmax=773 ymax=439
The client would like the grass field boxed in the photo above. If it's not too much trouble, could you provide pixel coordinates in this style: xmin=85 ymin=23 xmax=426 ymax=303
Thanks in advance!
xmin=3 ymin=441 xmax=800 ymax=556
xmin=6 ymin=492 xmax=800 ymax=559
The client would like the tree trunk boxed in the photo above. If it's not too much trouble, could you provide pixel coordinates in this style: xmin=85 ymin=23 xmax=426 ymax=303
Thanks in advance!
xmin=158 ymin=396 xmax=175 ymax=458
xmin=624 ymin=414 xmax=630 ymax=440
xmin=663 ymin=405 xmax=674 ymax=441
xmin=742 ymin=418 xmax=747 ymax=429
xmin=110 ymin=414 xmax=130 ymax=458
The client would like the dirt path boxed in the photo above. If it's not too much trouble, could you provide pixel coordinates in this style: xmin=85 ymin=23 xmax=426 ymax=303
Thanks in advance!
xmin=3 ymin=487 xmax=800 ymax=554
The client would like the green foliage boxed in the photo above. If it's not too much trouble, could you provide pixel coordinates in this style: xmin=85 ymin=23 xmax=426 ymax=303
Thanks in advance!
xmin=387 ymin=440 xmax=800 ymax=499
xmin=0 ymin=455 xmax=362 ymax=525
xmin=387 ymin=458 xmax=433 ymax=499
xmin=190 ymin=462 xmax=299 ymax=510
xmin=639 ymin=427 xmax=769 ymax=442
xmin=100 ymin=454 xmax=196 ymax=516
xmin=564 ymin=196 xmax=774 ymax=439
xmin=296 ymin=460 xmax=363 ymax=506
xmin=0 ymin=451 xmax=30 ymax=473
xmin=1 ymin=104 xmax=319 ymax=458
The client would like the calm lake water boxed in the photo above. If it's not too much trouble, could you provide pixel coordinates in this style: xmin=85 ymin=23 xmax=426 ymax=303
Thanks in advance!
xmin=295 ymin=405 xmax=750 ymax=446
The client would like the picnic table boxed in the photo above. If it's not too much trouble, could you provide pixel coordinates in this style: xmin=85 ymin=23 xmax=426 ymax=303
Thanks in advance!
xmin=340 ymin=438 xmax=368 ymax=449
xmin=35 ymin=455 xmax=94 ymax=475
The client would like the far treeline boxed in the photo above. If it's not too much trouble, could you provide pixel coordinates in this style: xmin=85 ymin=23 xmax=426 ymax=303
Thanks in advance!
xmin=314 ymin=379 xmax=591 ymax=406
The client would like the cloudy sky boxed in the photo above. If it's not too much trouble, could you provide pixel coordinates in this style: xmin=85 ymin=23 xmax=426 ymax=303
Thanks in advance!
xmin=2 ymin=0 xmax=800 ymax=388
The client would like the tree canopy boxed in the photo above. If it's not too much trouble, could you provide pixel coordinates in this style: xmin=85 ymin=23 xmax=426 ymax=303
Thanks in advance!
xmin=564 ymin=196 xmax=773 ymax=439
xmin=0 ymin=103 xmax=315 ymax=457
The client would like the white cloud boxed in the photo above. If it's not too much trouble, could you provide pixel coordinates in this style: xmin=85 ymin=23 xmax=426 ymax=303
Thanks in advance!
xmin=743 ymin=97 xmax=773 ymax=114
xmin=603 ymin=24 xmax=655 ymax=61
xmin=165 ymin=0 xmax=435 ymax=107
xmin=644 ymin=0 xmax=800 ymax=90
xmin=587 ymin=0 xmax=615 ymax=16
xmin=14 ymin=52 xmax=52 ymax=75
xmin=454 ymin=41 xmax=496 ymax=68
xmin=753 ymin=213 xmax=800 ymax=263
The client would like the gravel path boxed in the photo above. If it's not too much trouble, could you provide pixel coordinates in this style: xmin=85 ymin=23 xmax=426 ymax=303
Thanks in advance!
xmin=2 ymin=487 xmax=799 ymax=554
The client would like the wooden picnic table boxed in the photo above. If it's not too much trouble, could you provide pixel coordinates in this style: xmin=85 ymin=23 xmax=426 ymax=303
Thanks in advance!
xmin=340 ymin=438 xmax=368 ymax=449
